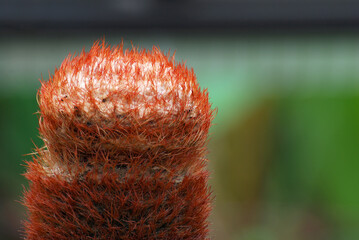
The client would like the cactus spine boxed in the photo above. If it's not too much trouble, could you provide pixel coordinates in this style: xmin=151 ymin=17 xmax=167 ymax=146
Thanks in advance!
xmin=24 ymin=41 xmax=214 ymax=239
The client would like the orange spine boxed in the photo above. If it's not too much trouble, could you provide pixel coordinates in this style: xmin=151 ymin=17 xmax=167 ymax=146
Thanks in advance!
xmin=23 ymin=41 xmax=215 ymax=239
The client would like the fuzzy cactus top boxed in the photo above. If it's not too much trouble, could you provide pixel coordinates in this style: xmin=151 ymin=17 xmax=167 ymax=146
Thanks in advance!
xmin=24 ymin=41 xmax=215 ymax=240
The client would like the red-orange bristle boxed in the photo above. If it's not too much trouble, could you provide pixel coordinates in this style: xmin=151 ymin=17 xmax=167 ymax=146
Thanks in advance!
xmin=23 ymin=40 xmax=214 ymax=239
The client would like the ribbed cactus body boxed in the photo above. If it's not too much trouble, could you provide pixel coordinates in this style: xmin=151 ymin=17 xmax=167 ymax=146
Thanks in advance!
xmin=24 ymin=42 xmax=214 ymax=239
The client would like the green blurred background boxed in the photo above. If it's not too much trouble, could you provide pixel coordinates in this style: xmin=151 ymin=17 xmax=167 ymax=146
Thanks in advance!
xmin=1 ymin=1 xmax=359 ymax=239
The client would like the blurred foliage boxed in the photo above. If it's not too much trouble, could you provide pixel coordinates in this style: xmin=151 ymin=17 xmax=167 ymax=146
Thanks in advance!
xmin=0 ymin=92 xmax=39 ymax=239
xmin=274 ymin=93 xmax=359 ymax=240
xmin=210 ymin=92 xmax=359 ymax=240
xmin=0 ymin=92 xmax=39 ymax=190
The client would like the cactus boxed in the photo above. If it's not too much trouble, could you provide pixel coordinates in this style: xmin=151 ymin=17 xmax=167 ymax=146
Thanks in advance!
xmin=23 ymin=41 xmax=215 ymax=239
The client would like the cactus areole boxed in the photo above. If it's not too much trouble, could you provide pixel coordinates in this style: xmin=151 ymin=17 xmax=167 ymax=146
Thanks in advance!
xmin=23 ymin=41 xmax=215 ymax=239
